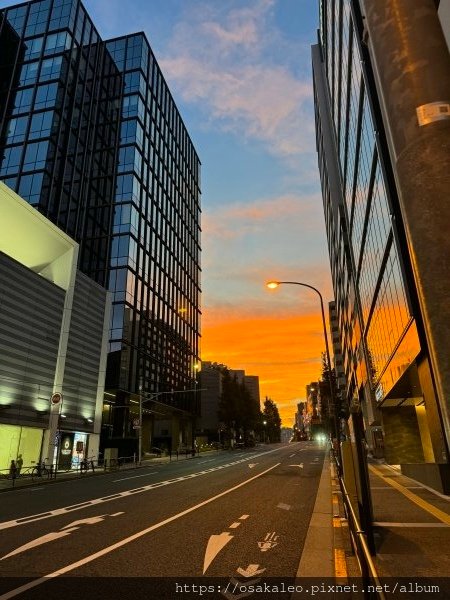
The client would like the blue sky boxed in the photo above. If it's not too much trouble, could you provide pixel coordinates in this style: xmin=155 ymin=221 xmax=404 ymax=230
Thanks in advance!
xmin=2 ymin=0 xmax=333 ymax=423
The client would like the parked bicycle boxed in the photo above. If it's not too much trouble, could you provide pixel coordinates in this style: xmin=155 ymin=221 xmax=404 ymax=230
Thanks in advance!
xmin=31 ymin=462 xmax=50 ymax=478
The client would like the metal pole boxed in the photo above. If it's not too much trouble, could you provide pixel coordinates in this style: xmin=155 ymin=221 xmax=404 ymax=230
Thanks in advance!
xmin=138 ymin=380 xmax=143 ymax=465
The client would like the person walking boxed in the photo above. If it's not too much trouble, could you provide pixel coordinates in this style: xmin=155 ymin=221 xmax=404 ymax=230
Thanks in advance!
xmin=9 ymin=460 xmax=17 ymax=480
xmin=16 ymin=454 xmax=23 ymax=475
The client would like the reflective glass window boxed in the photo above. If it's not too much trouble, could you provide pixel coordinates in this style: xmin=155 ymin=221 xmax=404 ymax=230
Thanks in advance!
xmin=19 ymin=61 xmax=40 ymax=86
xmin=34 ymin=82 xmax=58 ymax=109
xmin=39 ymin=56 xmax=62 ymax=81
xmin=5 ymin=116 xmax=28 ymax=143
xmin=0 ymin=146 xmax=22 ymax=175
xmin=23 ymin=141 xmax=49 ymax=171
xmin=44 ymin=31 xmax=72 ymax=55
xmin=18 ymin=172 xmax=44 ymax=204
xmin=24 ymin=37 xmax=44 ymax=60
xmin=29 ymin=110 xmax=54 ymax=138
xmin=25 ymin=1 xmax=50 ymax=37
xmin=12 ymin=88 xmax=33 ymax=114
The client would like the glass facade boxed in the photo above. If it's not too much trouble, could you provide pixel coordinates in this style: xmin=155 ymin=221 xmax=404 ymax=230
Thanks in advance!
xmin=314 ymin=0 xmax=421 ymax=404
xmin=0 ymin=0 xmax=121 ymax=287
xmin=105 ymin=33 xmax=201 ymax=436
xmin=0 ymin=0 xmax=201 ymax=448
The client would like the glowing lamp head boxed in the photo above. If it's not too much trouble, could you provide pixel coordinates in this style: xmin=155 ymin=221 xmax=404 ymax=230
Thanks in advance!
xmin=266 ymin=281 xmax=280 ymax=289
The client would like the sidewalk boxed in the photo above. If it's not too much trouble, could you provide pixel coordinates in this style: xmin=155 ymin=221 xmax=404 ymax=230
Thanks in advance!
xmin=331 ymin=454 xmax=450 ymax=590
xmin=0 ymin=451 xmax=199 ymax=493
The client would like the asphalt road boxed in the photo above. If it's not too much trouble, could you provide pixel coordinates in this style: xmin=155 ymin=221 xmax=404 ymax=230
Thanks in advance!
xmin=0 ymin=442 xmax=327 ymax=599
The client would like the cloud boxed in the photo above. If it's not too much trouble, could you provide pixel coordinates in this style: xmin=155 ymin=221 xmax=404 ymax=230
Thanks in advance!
xmin=159 ymin=0 xmax=315 ymax=158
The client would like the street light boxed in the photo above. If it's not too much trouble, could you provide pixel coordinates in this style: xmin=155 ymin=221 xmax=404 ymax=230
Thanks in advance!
xmin=266 ymin=280 xmax=338 ymax=442
xmin=263 ymin=420 xmax=267 ymax=444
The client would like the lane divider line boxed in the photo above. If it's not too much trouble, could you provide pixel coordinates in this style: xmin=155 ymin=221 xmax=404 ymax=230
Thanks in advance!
xmin=0 ymin=463 xmax=281 ymax=600
xmin=0 ymin=449 xmax=282 ymax=532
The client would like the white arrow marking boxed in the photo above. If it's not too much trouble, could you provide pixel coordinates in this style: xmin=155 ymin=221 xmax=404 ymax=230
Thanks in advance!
xmin=289 ymin=463 xmax=304 ymax=468
xmin=61 ymin=515 xmax=106 ymax=529
xmin=203 ymin=532 xmax=234 ymax=574
xmin=0 ymin=529 xmax=76 ymax=560
xmin=248 ymin=464 xmax=258 ymax=469
xmin=277 ymin=503 xmax=291 ymax=511
xmin=237 ymin=564 xmax=266 ymax=577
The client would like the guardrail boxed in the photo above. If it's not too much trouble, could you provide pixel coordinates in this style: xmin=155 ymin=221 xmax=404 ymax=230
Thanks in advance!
xmin=331 ymin=447 xmax=386 ymax=600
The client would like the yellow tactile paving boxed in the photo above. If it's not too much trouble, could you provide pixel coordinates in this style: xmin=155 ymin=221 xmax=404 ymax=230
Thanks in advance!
xmin=369 ymin=464 xmax=450 ymax=526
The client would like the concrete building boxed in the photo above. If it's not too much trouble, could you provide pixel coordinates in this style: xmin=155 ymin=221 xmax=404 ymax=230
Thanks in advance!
xmin=312 ymin=0 xmax=450 ymax=492
xmin=0 ymin=182 xmax=110 ymax=471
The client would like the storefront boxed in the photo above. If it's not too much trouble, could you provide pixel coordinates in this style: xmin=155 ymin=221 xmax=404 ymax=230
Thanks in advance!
xmin=55 ymin=431 xmax=89 ymax=470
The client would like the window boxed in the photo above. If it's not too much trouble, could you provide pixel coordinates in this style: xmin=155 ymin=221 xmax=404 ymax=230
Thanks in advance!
xmin=23 ymin=141 xmax=49 ymax=171
xmin=18 ymin=172 xmax=44 ymax=204
xmin=12 ymin=88 xmax=33 ymax=114
xmin=25 ymin=1 xmax=50 ymax=37
xmin=49 ymin=0 xmax=75 ymax=31
xmin=40 ymin=56 xmax=62 ymax=81
xmin=19 ymin=62 xmax=39 ymax=86
xmin=122 ymin=95 xmax=144 ymax=121
xmin=24 ymin=37 xmax=44 ymax=60
xmin=5 ymin=117 xmax=28 ymax=143
xmin=34 ymin=83 xmax=58 ymax=109
xmin=44 ymin=31 xmax=72 ymax=54
xmin=29 ymin=111 xmax=54 ymax=139
xmin=0 ymin=146 xmax=22 ymax=175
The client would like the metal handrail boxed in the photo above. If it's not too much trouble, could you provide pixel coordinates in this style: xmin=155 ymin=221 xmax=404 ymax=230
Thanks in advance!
xmin=331 ymin=448 xmax=386 ymax=600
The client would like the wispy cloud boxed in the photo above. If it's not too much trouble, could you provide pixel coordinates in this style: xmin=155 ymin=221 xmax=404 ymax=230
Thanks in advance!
xmin=160 ymin=0 xmax=315 ymax=158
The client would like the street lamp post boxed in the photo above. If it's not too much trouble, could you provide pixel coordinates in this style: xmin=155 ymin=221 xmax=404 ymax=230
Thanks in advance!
xmin=267 ymin=280 xmax=339 ymax=443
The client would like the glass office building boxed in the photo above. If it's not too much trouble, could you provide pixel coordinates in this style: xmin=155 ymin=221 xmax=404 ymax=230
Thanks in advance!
xmin=104 ymin=33 xmax=201 ymax=451
xmin=312 ymin=0 xmax=449 ymax=492
xmin=0 ymin=0 xmax=201 ymax=455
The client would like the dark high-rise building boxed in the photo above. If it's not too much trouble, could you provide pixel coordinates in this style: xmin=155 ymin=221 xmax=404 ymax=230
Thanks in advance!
xmin=103 ymin=33 xmax=201 ymax=452
xmin=0 ymin=0 xmax=201 ymax=456
xmin=312 ymin=0 xmax=450 ymax=493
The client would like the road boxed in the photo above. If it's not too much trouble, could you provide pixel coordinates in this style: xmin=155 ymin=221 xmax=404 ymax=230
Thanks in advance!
xmin=0 ymin=442 xmax=327 ymax=599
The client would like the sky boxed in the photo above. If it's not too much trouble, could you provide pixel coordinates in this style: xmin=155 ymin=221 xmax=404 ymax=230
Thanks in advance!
xmin=1 ymin=0 xmax=334 ymax=426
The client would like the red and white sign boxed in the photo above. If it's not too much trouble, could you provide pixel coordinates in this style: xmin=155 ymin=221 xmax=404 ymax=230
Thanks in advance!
xmin=51 ymin=392 xmax=62 ymax=405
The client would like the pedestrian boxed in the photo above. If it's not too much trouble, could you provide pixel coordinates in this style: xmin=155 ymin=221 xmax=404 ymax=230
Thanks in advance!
xmin=16 ymin=454 xmax=23 ymax=475
xmin=9 ymin=460 xmax=17 ymax=479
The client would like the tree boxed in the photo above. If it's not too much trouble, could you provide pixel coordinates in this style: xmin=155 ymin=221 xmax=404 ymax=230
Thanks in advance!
xmin=262 ymin=397 xmax=281 ymax=443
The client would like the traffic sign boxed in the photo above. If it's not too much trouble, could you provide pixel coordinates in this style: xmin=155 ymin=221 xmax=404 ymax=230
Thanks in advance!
xmin=51 ymin=392 xmax=62 ymax=405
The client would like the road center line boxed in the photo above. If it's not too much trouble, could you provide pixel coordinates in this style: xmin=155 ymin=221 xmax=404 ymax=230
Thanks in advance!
xmin=0 ymin=463 xmax=281 ymax=600
xmin=113 ymin=472 xmax=157 ymax=482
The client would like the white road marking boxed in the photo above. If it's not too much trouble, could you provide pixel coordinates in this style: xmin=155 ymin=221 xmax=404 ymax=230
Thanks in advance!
xmin=0 ymin=530 xmax=76 ymax=561
xmin=229 ymin=522 xmax=241 ymax=529
xmin=239 ymin=515 xmax=249 ymax=520
xmin=258 ymin=532 xmax=279 ymax=552
xmin=0 ymin=450 xmax=282 ymax=532
xmin=110 ymin=512 xmax=124 ymax=517
xmin=62 ymin=516 xmax=106 ymax=529
xmin=277 ymin=503 xmax=291 ymax=511
xmin=203 ymin=532 xmax=234 ymax=574
xmin=113 ymin=472 xmax=157 ymax=482
xmin=0 ymin=463 xmax=280 ymax=598
xmin=248 ymin=464 xmax=258 ymax=469
xmin=289 ymin=464 xmax=304 ymax=469
xmin=289 ymin=454 xmax=296 ymax=458
xmin=237 ymin=564 xmax=266 ymax=577
xmin=199 ymin=460 xmax=215 ymax=464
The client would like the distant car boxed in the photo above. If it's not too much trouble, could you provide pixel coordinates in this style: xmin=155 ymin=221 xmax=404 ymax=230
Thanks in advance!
xmin=298 ymin=431 xmax=308 ymax=441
